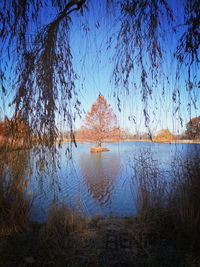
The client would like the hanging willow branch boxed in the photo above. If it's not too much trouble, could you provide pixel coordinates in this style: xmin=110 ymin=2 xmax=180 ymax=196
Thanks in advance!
xmin=1 ymin=0 xmax=200 ymax=147
xmin=107 ymin=0 xmax=199 ymax=128
xmin=110 ymin=0 xmax=174 ymax=131
xmin=1 ymin=0 xmax=86 ymax=146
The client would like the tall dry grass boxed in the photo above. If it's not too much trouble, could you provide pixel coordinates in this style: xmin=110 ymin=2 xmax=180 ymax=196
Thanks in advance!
xmin=130 ymin=149 xmax=200 ymax=243
xmin=0 ymin=175 xmax=32 ymax=235
xmin=0 ymin=150 xmax=32 ymax=235
xmin=43 ymin=196 xmax=89 ymax=247
xmin=130 ymin=150 xmax=168 ymax=224
xmin=169 ymin=155 xmax=200 ymax=240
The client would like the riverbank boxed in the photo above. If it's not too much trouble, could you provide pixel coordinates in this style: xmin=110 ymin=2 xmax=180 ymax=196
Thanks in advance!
xmin=59 ymin=137 xmax=200 ymax=144
xmin=1 ymin=213 xmax=200 ymax=266
xmin=1 ymin=137 xmax=199 ymax=151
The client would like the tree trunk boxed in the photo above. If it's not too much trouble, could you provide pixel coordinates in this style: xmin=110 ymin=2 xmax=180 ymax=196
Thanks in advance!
xmin=97 ymin=141 xmax=101 ymax=147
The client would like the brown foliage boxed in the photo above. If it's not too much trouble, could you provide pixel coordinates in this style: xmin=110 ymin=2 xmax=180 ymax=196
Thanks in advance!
xmin=0 ymin=113 xmax=31 ymax=149
xmin=0 ymin=122 xmax=6 ymax=147
xmin=0 ymin=150 xmax=32 ymax=235
xmin=154 ymin=129 xmax=174 ymax=142
xmin=5 ymin=115 xmax=29 ymax=139
xmin=186 ymin=116 xmax=200 ymax=140
xmin=0 ymin=121 xmax=5 ymax=136
xmin=80 ymin=95 xmax=121 ymax=146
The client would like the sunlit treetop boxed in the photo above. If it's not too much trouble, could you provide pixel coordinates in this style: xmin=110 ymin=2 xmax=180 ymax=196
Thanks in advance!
xmin=189 ymin=116 xmax=200 ymax=124
xmin=154 ymin=129 xmax=174 ymax=142
xmin=186 ymin=115 xmax=200 ymax=140
xmin=85 ymin=95 xmax=117 ymax=128
xmin=81 ymin=95 xmax=120 ymax=146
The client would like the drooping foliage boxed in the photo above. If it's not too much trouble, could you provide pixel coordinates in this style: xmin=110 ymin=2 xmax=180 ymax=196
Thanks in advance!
xmin=111 ymin=0 xmax=200 ymax=127
xmin=176 ymin=0 xmax=200 ymax=65
xmin=0 ymin=0 xmax=87 ymax=145
xmin=81 ymin=95 xmax=120 ymax=146
xmin=112 ymin=0 xmax=173 ymax=112
xmin=0 ymin=0 xmax=200 ymax=145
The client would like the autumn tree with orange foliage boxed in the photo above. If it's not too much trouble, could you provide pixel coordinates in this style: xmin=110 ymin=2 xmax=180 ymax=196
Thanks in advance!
xmin=186 ymin=116 xmax=200 ymax=140
xmin=0 ymin=121 xmax=6 ymax=147
xmin=81 ymin=95 xmax=120 ymax=147
xmin=154 ymin=129 xmax=174 ymax=143
xmin=0 ymin=113 xmax=31 ymax=149
xmin=0 ymin=122 xmax=5 ymax=136
xmin=5 ymin=113 xmax=30 ymax=140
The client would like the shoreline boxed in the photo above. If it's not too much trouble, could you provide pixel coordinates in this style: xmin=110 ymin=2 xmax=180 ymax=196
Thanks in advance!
xmin=1 ymin=138 xmax=199 ymax=153
xmin=1 ymin=211 xmax=199 ymax=266
xmin=59 ymin=138 xmax=200 ymax=144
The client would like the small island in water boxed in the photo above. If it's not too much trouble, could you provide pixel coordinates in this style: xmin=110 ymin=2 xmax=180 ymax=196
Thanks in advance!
xmin=90 ymin=146 xmax=110 ymax=152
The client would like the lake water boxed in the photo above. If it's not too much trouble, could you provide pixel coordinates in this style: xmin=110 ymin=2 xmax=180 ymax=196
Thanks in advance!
xmin=26 ymin=141 xmax=200 ymax=222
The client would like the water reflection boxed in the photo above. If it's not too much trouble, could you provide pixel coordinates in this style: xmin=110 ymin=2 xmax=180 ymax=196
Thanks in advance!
xmin=79 ymin=152 xmax=121 ymax=207
xmin=2 ymin=142 xmax=199 ymax=222
xmin=0 ymin=149 xmax=32 ymax=232
xmin=0 ymin=149 xmax=31 ymax=185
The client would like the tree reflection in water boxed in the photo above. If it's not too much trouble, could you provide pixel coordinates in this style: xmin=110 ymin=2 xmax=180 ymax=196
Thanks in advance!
xmin=0 ymin=149 xmax=31 ymax=187
xmin=79 ymin=152 xmax=121 ymax=207
xmin=0 ymin=146 xmax=64 ymax=223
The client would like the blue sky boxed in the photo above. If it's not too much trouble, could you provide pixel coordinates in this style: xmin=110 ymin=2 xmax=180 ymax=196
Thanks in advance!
xmin=68 ymin=0 xmax=200 ymax=135
xmin=0 ymin=0 xmax=200 ymax=135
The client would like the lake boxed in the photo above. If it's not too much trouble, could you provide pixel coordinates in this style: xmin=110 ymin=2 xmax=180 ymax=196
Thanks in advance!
xmin=26 ymin=141 xmax=200 ymax=222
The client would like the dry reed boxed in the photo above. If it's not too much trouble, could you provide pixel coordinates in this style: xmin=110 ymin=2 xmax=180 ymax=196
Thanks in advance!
xmin=43 ymin=197 xmax=88 ymax=246
xmin=130 ymin=149 xmax=200 ymax=243
xmin=0 ymin=150 xmax=32 ymax=235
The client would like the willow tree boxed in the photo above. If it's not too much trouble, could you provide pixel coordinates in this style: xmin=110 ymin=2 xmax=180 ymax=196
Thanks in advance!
xmin=111 ymin=0 xmax=200 ymax=131
xmin=0 ymin=0 xmax=87 ymax=146
xmin=0 ymin=0 xmax=200 ymax=145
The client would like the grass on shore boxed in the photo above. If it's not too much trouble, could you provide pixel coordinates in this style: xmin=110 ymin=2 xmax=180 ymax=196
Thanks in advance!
xmin=131 ymin=151 xmax=200 ymax=243
xmin=0 ymin=162 xmax=32 ymax=236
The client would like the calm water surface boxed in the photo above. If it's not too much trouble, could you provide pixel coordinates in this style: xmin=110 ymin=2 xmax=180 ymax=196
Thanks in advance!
xmin=28 ymin=141 xmax=200 ymax=222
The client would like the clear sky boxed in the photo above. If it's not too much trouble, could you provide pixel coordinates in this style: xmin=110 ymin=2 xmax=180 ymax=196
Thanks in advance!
xmin=0 ymin=0 xmax=199 ymax=135
xmin=68 ymin=0 xmax=200 ymax=135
